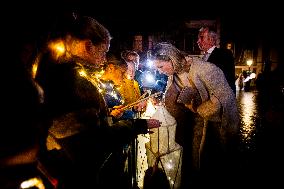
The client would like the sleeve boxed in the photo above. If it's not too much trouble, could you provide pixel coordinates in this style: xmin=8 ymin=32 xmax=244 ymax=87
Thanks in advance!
xmin=198 ymin=63 xmax=229 ymax=97
xmin=195 ymin=63 xmax=227 ymax=121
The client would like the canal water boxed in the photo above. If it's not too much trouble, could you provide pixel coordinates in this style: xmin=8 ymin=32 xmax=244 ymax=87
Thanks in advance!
xmin=236 ymin=89 xmax=284 ymax=187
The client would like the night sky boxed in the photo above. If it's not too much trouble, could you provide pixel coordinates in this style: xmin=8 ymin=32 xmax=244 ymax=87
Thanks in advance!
xmin=8 ymin=0 xmax=283 ymax=50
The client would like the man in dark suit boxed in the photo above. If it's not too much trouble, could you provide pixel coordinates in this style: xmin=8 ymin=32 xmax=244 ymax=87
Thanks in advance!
xmin=197 ymin=27 xmax=236 ymax=94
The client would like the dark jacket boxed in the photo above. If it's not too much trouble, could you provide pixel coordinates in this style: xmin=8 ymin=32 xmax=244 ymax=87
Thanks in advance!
xmin=207 ymin=48 xmax=236 ymax=94
xmin=36 ymin=52 xmax=147 ymax=188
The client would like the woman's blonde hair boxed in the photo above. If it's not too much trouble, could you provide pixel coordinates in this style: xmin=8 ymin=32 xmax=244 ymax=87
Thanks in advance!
xmin=151 ymin=42 xmax=189 ymax=74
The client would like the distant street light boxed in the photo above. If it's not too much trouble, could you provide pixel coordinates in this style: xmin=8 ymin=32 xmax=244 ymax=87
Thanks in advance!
xmin=246 ymin=59 xmax=253 ymax=71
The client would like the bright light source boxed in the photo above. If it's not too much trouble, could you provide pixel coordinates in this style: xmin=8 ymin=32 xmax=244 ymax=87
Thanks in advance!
xmin=145 ymin=72 xmax=155 ymax=83
xmin=147 ymin=60 xmax=153 ymax=68
xmin=250 ymin=72 xmax=256 ymax=79
xmin=20 ymin=177 xmax=45 ymax=189
xmin=246 ymin=60 xmax=253 ymax=66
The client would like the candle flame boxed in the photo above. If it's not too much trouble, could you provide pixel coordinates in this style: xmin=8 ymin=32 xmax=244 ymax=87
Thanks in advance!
xmin=142 ymin=99 xmax=156 ymax=118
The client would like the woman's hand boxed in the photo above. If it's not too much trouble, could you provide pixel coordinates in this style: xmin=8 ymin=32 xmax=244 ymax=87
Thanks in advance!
xmin=184 ymin=99 xmax=197 ymax=113
xmin=110 ymin=105 xmax=124 ymax=118
xmin=134 ymin=100 xmax=147 ymax=112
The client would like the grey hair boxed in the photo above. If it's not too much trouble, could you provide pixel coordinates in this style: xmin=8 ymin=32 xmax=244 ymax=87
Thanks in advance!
xmin=199 ymin=27 xmax=218 ymax=45
xmin=208 ymin=31 xmax=218 ymax=44
xmin=151 ymin=42 xmax=189 ymax=74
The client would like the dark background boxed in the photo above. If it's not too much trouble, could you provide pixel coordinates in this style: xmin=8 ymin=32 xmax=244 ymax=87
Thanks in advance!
xmin=5 ymin=0 xmax=283 ymax=53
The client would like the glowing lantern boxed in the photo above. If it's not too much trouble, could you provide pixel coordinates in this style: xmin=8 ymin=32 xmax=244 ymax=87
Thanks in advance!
xmin=145 ymin=105 xmax=183 ymax=189
xmin=136 ymin=99 xmax=157 ymax=188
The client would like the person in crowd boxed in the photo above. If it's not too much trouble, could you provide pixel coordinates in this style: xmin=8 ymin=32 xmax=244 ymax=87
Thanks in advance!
xmin=236 ymin=72 xmax=244 ymax=91
xmin=113 ymin=52 xmax=142 ymax=106
xmin=35 ymin=14 xmax=159 ymax=188
xmin=197 ymin=26 xmax=236 ymax=94
xmin=151 ymin=42 xmax=239 ymax=188
xmin=100 ymin=56 xmax=142 ymax=119
xmin=119 ymin=51 xmax=151 ymax=111
xmin=255 ymin=72 xmax=265 ymax=93
xmin=242 ymin=70 xmax=251 ymax=91
xmin=121 ymin=49 xmax=168 ymax=94
xmin=121 ymin=50 xmax=144 ymax=90
xmin=121 ymin=50 xmax=140 ymax=76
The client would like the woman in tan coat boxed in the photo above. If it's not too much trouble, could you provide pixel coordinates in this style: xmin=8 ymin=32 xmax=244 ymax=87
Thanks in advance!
xmin=150 ymin=42 xmax=239 ymax=188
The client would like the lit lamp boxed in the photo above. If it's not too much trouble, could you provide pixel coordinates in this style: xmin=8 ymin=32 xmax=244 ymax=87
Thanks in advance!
xmin=246 ymin=59 xmax=253 ymax=71
xmin=145 ymin=105 xmax=182 ymax=188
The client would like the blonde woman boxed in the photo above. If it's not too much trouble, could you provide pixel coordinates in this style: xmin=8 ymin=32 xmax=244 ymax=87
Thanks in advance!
xmin=151 ymin=42 xmax=239 ymax=188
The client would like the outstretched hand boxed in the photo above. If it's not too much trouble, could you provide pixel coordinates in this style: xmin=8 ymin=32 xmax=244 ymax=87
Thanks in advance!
xmin=110 ymin=105 xmax=124 ymax=118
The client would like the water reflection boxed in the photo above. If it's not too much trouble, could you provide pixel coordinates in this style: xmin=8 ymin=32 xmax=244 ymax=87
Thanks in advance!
xmin=236 ymin=90 xmax=259 ymax=150
xmin=234 ymin=89 xmax=283 ymax=187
